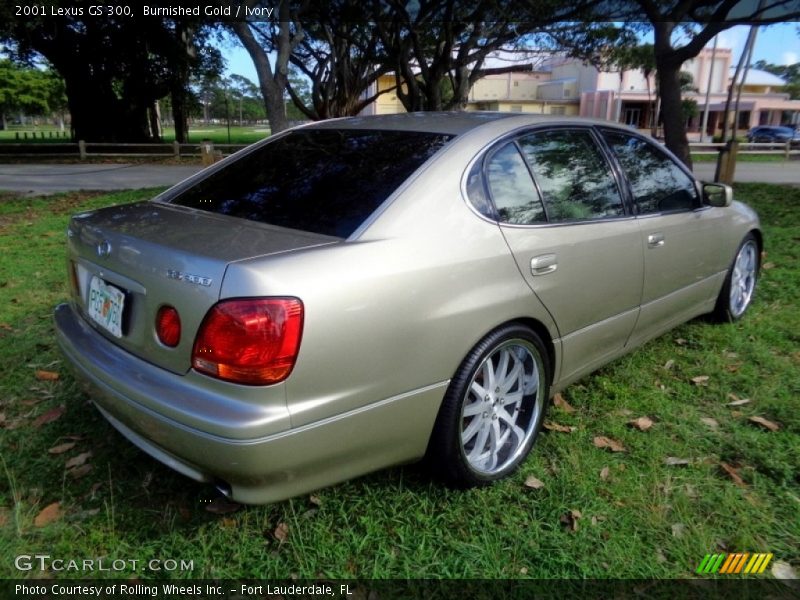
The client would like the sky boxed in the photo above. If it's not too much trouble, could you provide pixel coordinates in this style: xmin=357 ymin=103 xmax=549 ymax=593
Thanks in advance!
xmin=223 ymin=22 xmax=800 ymax=83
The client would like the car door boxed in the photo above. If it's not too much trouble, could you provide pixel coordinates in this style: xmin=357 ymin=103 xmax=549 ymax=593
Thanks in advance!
xmin=483 ymin=128 xmax=644 ymax=384
xmin=600 ymin=129 xmax=729 ymax=345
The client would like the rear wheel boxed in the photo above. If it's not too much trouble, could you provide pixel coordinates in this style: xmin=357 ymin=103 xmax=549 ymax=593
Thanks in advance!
xmin=427 ymin=324 xmax=549 ymax=487
xmin=712 ymin=233 xmax=759 ymax=322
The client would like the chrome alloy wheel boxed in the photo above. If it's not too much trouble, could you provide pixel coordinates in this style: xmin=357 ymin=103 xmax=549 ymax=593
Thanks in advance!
xmin=459 ymin=340 xmax=544 ymax=475
xmin=729 ymin=239 xmax=758 ymax=318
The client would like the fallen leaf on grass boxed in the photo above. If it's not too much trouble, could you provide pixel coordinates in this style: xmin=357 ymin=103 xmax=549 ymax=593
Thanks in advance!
xmin=0 ymin=412 xmax=5 ymax=427
xmin=675 ymin=338 xmax=687 ymax=346
xmin=65 ymin=452 xmax=92 ymax=469
xmin=544 ymin=421 xmax=575 ymax=433
xmin=762 ymin=261 xmax=775 ymax=270
xmin=274 ymin=522 xmax=289 ymax=543
xmin=204 ymin=497 xmax=241 ymax=515
xmin=34 ymin=370 xmax=59 ymax=381
xmin=691 ymin=375 xmax=710 ymax=386
xmin=68 ymin=464 xmax=92 ymax=479
xmin=748 ymin=416 xmax=780 ymax=432
xmin=671 ymin=523 xmax=686 ymax=538
xmin=600 ymin=466 xmax=610 ymax=481
xmin=560 ymin=509 xmax=582 ymax=532
xmin=664 ymin=457 xmax=691 ymax=466
xmin=771 ymin=561 xmax=797 ymax=581
xmin=32 ymin=405 xmax=65 ymax=428
xmin=663 ymin=359 xmax=675 ymax=370
xmin=309 ymin=495 xmax=322 ymax=507
xmin=727 ymin=393 xmax=751 ymax=406
xmin=48 ymin=442 xmax=76 ymax=455
xmin=524 ymin=475 xmax=545 ymax=490
xmin=614 ymin=408 xmax=633 ymax=417
xmin=34 ymin=502 xmax=61 ymax=527
xmin=629 ymin=416 xmax=654 ymax=431
xmin=553 ymin=393 xmax=575 ymax=413
xmin=700 ymin=417 xmax=719 ymax=429
xmin=719 ymin=462 xmax=746 ymax=487
xmin=593 ymin=436 xmax=626 ymax=452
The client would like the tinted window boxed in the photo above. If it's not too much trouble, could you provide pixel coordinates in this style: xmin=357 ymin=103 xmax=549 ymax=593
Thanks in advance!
xmin=602 ymin=130 xmax=697 ymax=214
xmin=518 ymin=129 xmax=624 ymax=222
xmin=170 ymin=129 xmax=452 ymax=237
xmin=485 ymin=143 xmax=546 ymax=225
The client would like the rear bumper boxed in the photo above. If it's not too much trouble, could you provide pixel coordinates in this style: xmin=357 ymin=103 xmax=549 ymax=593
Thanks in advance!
xmin=54 ymin=303 xmax=446 ymax=503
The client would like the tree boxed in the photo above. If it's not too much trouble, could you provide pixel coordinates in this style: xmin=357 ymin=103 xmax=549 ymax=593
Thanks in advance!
xmin=2 ymin=7 xmax=222 ymax=142
xmin=287 ymin=1 xmax=394 ymax=120
xmin=369 ymin=0 xmax=587 ymax=112
xmin=0 ymin=60 xmax=52 ymax=129
xmin=754 ymin=59 xmax=800 ymax=99
xmin=548 ymin=2 xmax=800 ymax=168
xmin=231 ymin=0 xmax=307 ymax=134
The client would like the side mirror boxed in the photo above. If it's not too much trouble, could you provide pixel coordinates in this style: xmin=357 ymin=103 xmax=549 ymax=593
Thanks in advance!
xmin=703 ymin=182 xmax=733 ymax=207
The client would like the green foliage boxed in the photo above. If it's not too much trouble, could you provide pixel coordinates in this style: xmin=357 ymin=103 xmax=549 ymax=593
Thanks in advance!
xmin=753 ymin=60 xmax=800 ymax=99
xmin=0 ymin=60 xmax=55 ymax=119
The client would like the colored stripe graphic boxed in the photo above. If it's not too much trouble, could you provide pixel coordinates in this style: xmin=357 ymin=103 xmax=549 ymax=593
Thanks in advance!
xmin=700 ymin=553 xmax=775 ymax=575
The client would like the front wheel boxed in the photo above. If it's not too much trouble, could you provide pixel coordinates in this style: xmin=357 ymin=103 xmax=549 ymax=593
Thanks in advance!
xmin=426 ymin=324 xmax=550 ymax=487
xmin=712 ymin=233 xmax=759 ymax=322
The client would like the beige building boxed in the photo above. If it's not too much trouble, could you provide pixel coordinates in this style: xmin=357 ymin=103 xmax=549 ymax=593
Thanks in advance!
xmin=362 ymin=47 xmax=800 ymax=134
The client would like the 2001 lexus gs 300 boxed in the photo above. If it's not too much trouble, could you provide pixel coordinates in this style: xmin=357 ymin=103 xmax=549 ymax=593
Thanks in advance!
xmin=55 ymin=113 xmax=761 ymax=503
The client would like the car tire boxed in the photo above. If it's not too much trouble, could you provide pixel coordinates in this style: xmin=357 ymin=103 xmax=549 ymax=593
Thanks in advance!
xmin=711 ymin=232 xmax=760 ymax=322
xmin=426 ymin=324 xmax=550 ymax=487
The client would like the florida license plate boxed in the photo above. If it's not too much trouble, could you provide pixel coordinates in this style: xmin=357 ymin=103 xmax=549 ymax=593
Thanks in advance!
xmin=88 ymin=276 xmax=125 ymax=338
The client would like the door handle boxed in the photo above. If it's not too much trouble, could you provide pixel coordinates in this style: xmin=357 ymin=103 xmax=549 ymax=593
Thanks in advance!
xmin=530 ymin=254 xmax=557 ymax=276
xmin=647 ymin=233 xmax=665 ymax=248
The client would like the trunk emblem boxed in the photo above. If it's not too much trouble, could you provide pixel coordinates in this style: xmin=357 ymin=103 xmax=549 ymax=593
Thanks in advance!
xmin=96 ymin=240 xmax=112 ymax=258
xmin=166 ymin=269 xmax=213 ymax=287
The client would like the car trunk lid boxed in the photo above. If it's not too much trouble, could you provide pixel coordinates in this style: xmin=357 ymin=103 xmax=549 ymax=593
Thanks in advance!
xmin=66 ymin=201 xmax=338 ymax=375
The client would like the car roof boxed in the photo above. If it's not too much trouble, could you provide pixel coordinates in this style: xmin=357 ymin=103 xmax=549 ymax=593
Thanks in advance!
xmin=303 ymin=111 xmax=629 ymax=136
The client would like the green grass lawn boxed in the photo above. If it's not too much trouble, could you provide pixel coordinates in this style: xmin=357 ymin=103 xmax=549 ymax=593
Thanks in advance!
xmin=0 ymin=125 xmax=270 ymax=145
xmin=0 ymin=185 xmax=797 ymax=580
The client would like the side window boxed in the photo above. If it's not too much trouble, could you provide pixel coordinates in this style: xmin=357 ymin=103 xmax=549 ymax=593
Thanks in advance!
xmin=518 ymin=129 xmax=624 ymax=222
xmin=485 ymin=142 xmax=546 ymax=225
xmin=602 ymin=130 xmax=698 ymax=214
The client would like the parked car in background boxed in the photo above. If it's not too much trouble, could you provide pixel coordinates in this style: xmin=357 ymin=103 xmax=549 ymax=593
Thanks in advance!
xmin=55 ymin=113 xmax=761 ymax=504
xmin=746 ymin=125 xmax=800 ymax=146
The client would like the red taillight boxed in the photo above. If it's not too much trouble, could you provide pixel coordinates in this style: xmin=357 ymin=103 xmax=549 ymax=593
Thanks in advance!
xmin=192 ymin=298 xmax=303 ymax=385
xmin=155 ymin=305 xmax=181 ymax=347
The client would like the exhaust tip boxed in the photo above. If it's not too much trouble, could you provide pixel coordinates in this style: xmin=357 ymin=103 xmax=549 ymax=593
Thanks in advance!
xmin=214 ymin=480 xmax=233 ymax=499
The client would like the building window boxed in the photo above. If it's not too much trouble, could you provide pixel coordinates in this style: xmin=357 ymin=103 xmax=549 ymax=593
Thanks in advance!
xmin=563 ymin=89 xmax=571 ymax=98
xmin=550 ymin=106 xmax=566 ymax=115
xmin=510 ymin=105 xmax=523 ymax=112
xmin=514 ymin=81 xmax=519 ymax=87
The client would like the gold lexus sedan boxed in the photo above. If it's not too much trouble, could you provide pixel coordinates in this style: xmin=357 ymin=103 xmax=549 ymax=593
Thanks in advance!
xmin=54 ymin=113 xmax=761 ymax=503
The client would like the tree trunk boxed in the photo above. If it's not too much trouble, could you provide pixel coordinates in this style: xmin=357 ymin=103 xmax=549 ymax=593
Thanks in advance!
xmin=657 ymin=63 xmax=692 ymax=168
xmin=232 ymin=21 xmax=290 ymax=134
xmin=171 ymin=86 xmax=189 ymax=143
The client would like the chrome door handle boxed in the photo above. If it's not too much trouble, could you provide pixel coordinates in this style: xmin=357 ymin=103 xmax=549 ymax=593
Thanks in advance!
xmin=647 ymin=233 xmax=665 ymax=248
xmin=530 ymin=253 xmax=557 ymax=276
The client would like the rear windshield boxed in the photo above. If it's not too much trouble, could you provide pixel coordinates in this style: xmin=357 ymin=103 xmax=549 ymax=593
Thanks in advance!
xmin=170 ymin=129 xmax=453 ymax=237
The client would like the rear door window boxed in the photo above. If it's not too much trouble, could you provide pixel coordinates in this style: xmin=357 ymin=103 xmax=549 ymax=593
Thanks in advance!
xmin=517 ymin=129 xmax=625 ymax=222
xmin=170 ymin=129 xmax=453 ymax=238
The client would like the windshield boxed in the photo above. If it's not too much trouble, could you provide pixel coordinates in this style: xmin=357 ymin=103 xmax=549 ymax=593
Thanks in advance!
xmin=170 ymin=129 xmax=453 ymax=238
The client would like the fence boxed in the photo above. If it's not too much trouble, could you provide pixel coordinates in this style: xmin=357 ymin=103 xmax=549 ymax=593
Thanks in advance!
xmin=0 ymin=139 xmax=797 ymax=163
xmin=0 ymin=140 xmax=250 ymax=160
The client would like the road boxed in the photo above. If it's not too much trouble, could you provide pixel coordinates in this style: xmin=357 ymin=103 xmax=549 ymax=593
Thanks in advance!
xmin=692 ymin=161 xmax=800 ymax=186
xmin=0 ymin=163 xmax=202 ymax=195
xmin=0 ymin=161 xmax=798 ymax=195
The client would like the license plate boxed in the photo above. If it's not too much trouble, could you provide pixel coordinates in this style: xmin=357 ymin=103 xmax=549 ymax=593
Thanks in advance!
xmin=88 ymin=276 xmax=125 ymax=338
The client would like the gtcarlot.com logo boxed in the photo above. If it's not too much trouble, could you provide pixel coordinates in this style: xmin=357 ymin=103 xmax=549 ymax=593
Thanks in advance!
xmin=14 ymin=554 xmax=194 ymax=572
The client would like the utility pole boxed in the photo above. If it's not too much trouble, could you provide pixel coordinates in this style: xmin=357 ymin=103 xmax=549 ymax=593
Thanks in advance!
xmin=700 ymin=36 xmax=718 ymax=143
